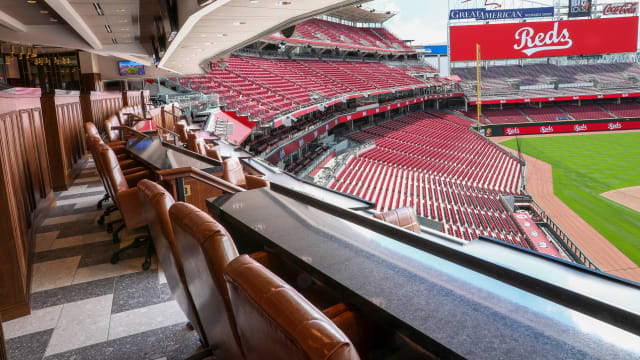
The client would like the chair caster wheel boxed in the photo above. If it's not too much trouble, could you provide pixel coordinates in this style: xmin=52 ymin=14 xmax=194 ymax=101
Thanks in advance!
xmin=110 ymin=254 xmax=119 ymax=264
xmin=112 ymin=234 xmax=120 ymax=243
xmin=98 ymin=218 xmax=105 ymax=225
xmin=106 ymin=225 xmax=113 ymax=233
xmin=142 ymin=260 xmax=151 ymax=271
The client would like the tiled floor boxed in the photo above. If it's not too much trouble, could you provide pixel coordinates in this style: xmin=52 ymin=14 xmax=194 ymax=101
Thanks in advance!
xmin=2 ymin=159 xmax=204 ymax=360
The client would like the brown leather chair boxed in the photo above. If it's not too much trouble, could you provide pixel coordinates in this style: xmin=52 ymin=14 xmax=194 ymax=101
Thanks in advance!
xmin=99 ymin=144 xmax=154 ymax=269
xmin=205 ymin=146 xmax=223 ymax=162
xmin=104 ymin=117 xmax=127 ymax=147
xmin=222 ymin=157 xmax=268 ymax=190
xmin=136 ymin=180 xmax=207 ymax=346
xmin=373 ymin=207 xmax=422 ymax=234
xmin=169 ymin=202 xmax=244 ymax=359
xmin=224 ymin=255 xmax=361 ymax=360
xmin=175 ymin=120 xmax=189 ymax=144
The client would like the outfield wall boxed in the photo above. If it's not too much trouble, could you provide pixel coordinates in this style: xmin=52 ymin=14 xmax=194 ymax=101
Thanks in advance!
xmin=483 ymin=118 xmax=640 ymax=137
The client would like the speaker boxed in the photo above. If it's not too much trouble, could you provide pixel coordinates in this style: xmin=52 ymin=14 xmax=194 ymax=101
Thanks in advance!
xmin=280 ymin=25 xmax=296 ymax=38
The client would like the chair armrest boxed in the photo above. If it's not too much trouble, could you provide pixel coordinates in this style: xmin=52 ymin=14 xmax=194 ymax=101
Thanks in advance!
xmin=245 ymin=175 xmax=269 ymax=190
xmin=123 ymin=167 xmax=147 ymax=176
xmin=119 ymin=159 xmax=144 ymax=170
xmin=125 ymin=170 xmax=154 ymax=188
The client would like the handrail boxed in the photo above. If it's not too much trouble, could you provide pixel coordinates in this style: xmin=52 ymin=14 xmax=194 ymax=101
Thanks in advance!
xmin=156 ymin=167 xmax=246 ymax=194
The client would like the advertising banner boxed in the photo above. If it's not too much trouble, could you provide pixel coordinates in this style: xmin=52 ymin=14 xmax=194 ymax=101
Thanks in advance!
xmin=602 ymin=2 xmax=638 ymax=16
xmin=449 ymin=17 xmax=639 ymax=61
xmin=484 ymin=119 xmax=640 ymax=137
xmin=569 ymin=0 xmax=592 ymax=17
xmin=449 ymin=7 xmax=555 ymax=21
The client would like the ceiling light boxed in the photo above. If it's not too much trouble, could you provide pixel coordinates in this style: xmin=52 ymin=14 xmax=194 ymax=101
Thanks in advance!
xmin=49 ymin=17 xmax=57 ymax=22
xmin=119 ymin=28 xmax=129 ymax=31
xmin=27 ymin=0 xmax=37 ymax=3
xmin=277 ymin=1 xmax=292 ymax=5
xmin=233 ymin=22 xmax=245 ymax=26
xmin=105 ymin=24 xmax=112 ymax=33
xmin=115 ymin=8 xmax=125 ymax=12
xmin=40 ymin=10 xmax=48 ymax=13
xmin=92 ymin=3 xmax=104 ymax=16
xmin=249 ymin=0 xmax=259 ymax=3
xmin=119 ymin=19 xmax=127 ymax=23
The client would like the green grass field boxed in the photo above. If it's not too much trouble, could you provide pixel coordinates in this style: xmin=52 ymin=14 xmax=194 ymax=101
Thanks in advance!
xmin=502 ymin=133 xmax=640 ymax=266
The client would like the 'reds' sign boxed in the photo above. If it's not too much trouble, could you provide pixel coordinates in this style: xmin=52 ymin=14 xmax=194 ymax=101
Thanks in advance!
xmin=449 ymin=17 xmax=639 ymax=61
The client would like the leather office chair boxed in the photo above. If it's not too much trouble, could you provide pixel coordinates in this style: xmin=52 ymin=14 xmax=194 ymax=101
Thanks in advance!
xmin=373 ymin=207 xmax=422 ymax=234
xmin=87 ymin=135 xmax=146 ymax=215
xmin=137 ymin=180 xmax=207 ymax=347
xmin=175 ymin=120 xmax=189 ymax=144
xmin=225 ymin=255 xmax=361 ymax=360
xmin=169 ymin=202 xmax=244 ymax=359
xmin=99 ymin=144 xmax=155 ymax=270
xmin=205 ymin=146 xmax=223 ymax=162
xmin=104 ymin=117 xmax=127 ymax=147
xmin=85 ymin=122 xmax=128 ymax=159
xmin=222 ymin=157 xmax=268 ymax=190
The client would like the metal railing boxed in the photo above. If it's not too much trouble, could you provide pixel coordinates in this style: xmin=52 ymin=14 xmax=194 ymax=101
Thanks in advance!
xmin=528 ymin=198 xmax=600 ymax=271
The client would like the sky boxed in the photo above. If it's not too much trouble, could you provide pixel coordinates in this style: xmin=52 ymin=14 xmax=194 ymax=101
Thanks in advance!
xmin=366 ymin=0 xmax=633 ymax=45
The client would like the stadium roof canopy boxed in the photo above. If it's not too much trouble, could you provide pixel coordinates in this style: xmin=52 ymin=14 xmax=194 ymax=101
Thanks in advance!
xmin=0 ymin=0 xmax=371 ymax=74
xmin=327 ymin=5 xmax=398 ymax=24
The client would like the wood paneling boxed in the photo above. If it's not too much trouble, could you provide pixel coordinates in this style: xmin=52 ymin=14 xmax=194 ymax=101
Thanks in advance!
xmin=123 ymin=90 xmax=150 ymax=108
xmin=41 ymin=92 xmax=87 ymax=191
xmin=0 ymin=88 xmax=55 ymax=321
xmin=80 ymin=91 xmax=123 ymax=133
xmin=80 ymin=73 xmax=102 ymax=94
xmin=0 ymin=314 xmax=7 ymax=360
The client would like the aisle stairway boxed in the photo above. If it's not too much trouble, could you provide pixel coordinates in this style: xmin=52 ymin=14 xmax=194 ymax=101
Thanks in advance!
xmin=2 ymin=159 xmax=204 ymax=360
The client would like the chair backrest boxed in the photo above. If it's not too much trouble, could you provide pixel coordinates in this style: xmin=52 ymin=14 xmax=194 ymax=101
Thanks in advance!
xmin=136 ymin=180 xmax=207 ymax=346
xmin=169 ymin=202 xmax=243 ymax=359
xmin=175 ymin=120 xmax=189 ymax=144
xmin=206 ymin=146 xmax=222 ymax=162
xmin=222 ymin=157 xmax=246 ymax=188
xmin=99 ymin=143 xmax=129 ymax=199
xmin=104 ymin=117 xmax=120 ymax=143
xmin=225 ymin=255 xmax=361 ymax=360
xmin=373 ymin=207 xmax=422 ymax=234
xmin=87 ymin=137 xmax=116 ymax=202
xmin=187 ymin=132 xmax=198 ymax=153
xmin=84 ymin=122 xmax=100 ymax=139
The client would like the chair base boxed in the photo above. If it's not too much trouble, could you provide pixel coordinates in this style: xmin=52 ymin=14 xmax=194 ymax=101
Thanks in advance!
xmin=97 ymin=194 xmax=110 ymax=210
xmin=111 ymin=223 xmax=126 ymax=243
xmin=110 ymin=234 xmax=154 ymax=271
xmin=98 ymin=205 xmax=117 ymax=225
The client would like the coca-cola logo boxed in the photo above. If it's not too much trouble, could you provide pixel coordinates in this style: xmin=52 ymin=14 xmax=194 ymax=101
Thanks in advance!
xmin=514 ymin=22 xmax=573 ymax=56
xmin=603 ymin=2 xmax=638 ymax=16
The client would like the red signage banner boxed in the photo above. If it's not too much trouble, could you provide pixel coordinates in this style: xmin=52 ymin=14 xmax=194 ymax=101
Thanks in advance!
xmin=449 ymin=17 xmax=639 ymax=61
xmin=501 ymin=120 xmax=640 ymax=136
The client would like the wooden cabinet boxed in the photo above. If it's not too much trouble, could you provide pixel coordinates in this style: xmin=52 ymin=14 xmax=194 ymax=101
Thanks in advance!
xmin=0 ymin=88 xmax=55 ymax=321
xmin=41 ymin=92 xmax=87 ymax=191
